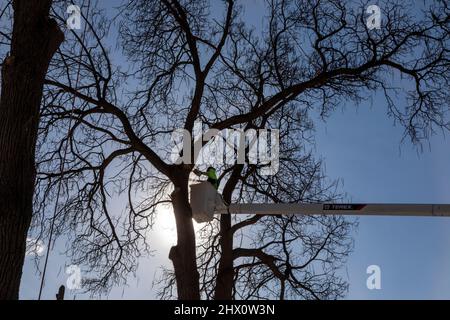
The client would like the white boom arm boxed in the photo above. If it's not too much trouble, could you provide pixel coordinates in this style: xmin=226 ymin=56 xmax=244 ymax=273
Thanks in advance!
xmin=215 ymin=203 xmax=450 ymax=217
xmin=189 ymin=182 xmax=450 ymax=223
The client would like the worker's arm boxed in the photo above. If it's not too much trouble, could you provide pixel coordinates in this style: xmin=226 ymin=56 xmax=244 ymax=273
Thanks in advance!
xmin=193 ymin=168 xmax=206 ymax=177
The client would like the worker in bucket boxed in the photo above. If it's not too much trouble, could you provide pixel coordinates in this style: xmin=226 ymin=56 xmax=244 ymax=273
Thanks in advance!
xmin=193 ymin=166 xmax=218 ymax=189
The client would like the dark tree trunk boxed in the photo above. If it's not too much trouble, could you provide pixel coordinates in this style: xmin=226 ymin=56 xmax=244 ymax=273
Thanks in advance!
xmin=169 ymin=174 xmax=200 ymax=300
xmin=214 ymin=173 xmax=239 ymax=300
xmin=0 ymin=0 xmax=63 ymax=300
xmin=214 ymin=214 xmax=234 ymax=300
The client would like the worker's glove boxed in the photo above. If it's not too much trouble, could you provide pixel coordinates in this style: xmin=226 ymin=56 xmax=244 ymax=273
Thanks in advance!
xmin=193 ymin=168 xmax=203 ymax=177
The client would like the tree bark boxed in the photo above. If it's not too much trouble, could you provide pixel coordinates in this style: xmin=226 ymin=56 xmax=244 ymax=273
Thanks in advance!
xmin=169 ymin=174 xmax=200 ymax=300
xmin=0 ymin=0 xmax=63 ymax=300
xmin=214 ymin=214 xmax=234 ymax=300
xmin=214 ymin=170 xmax=240 ymax=300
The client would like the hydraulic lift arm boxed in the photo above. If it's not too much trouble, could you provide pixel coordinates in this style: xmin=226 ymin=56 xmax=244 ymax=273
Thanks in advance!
xmin=190 ymin=182 xmax=450 ymax=223
xmin=215 ymin=203 xmax=450 ymax=217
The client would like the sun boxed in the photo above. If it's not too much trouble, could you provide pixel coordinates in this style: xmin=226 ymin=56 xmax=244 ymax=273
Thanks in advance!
xmin=154 ymin=204 xmax=204 ymax=245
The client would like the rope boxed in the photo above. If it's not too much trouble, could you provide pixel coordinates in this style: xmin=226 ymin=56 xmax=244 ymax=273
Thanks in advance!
xmin=38 ymin=4 xmax=88 ymax=299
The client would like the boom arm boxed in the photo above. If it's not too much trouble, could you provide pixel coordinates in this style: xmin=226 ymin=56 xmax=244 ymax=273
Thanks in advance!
xmin=190 ymin=182 xmax=450 ymax=223
xmin=215 ymin=203 xmax=450 ymax=217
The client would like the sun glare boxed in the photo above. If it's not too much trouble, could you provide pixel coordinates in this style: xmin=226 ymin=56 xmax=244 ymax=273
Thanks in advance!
xmin=155 ymin=204 xmax=204 ymax=245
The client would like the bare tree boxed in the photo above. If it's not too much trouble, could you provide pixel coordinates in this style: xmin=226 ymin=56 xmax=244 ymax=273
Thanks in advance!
xmin=34 ymin=0 xmax=449 ymax=300
xmin=0 ymin=0 xmax=63 ymax=299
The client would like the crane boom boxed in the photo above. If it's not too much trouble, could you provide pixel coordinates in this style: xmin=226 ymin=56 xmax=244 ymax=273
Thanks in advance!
xmin=215 ymin=203 xmax=450 ymax=217
xmin=189 ymin=182 xmax=450 ymax=223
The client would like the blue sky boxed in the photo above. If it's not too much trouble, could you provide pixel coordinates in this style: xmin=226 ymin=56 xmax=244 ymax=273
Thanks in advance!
xmin=19 ymin=0 xmax=450 ymax=299
xmin=313 ymin=99 xmax=450 ymax=299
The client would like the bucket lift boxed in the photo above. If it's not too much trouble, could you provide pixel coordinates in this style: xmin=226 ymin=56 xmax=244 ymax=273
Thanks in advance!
xmin=190 ymin=182 xmax=450 ymax=223
xmin=190 ymin=182 xmax=228 ymax=223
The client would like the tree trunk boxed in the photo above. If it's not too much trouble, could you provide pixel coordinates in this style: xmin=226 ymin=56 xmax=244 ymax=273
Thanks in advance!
xmin=214 ymin=214 xmax=234 ymax=300
xmin=214 ymin=177 xmax=238 ymax=300
xmin=0 ymin=0 xmax=63 ymax=300
xmin=169 ymin=176 xmax=200 ymax=300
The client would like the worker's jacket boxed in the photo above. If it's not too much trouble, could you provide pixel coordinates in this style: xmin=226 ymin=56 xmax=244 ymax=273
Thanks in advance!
xmin=206 ymin=169 xmax=218 ymax=189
